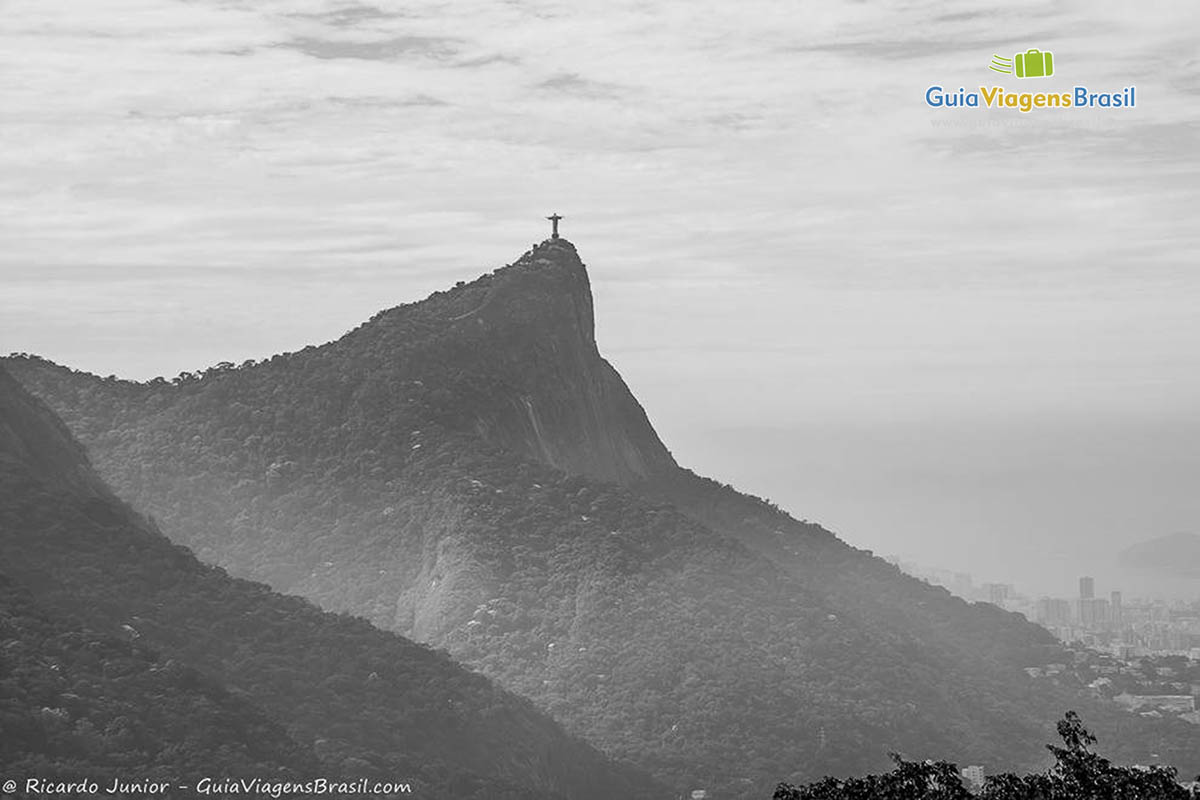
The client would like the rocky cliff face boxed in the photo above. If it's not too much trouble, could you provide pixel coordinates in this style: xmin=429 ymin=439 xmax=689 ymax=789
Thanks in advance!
xmin=350 ymin=238 xmax=678 ymax=485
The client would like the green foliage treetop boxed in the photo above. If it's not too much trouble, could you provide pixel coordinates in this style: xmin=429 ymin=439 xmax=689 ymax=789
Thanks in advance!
xmin=773 ymin=712 xmax=1198 ymax=800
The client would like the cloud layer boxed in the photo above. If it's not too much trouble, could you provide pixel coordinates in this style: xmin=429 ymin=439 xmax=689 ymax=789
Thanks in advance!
xmin=2 ymin=0 xmax=1198 ymax=593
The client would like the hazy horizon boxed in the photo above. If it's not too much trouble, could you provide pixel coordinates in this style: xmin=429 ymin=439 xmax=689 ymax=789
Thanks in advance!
xmin=3 ymin=0 xmax=1197 ymax=597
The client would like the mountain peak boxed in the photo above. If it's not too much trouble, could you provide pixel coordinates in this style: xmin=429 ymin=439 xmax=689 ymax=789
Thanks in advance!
xmin=363 ymin=236 xmax=592 ymax=342
xmin=499 ymin=236 xmax=581 ymax=271
xmin=442 ymin=239 xmax=676 ymax=484
xmin=528 ymin=235 xmax=578 ymax=255
xmin=474 ymin=236 xmax=595 ymax=345
xmin=334 ymin=239 xmax=676 ymax=485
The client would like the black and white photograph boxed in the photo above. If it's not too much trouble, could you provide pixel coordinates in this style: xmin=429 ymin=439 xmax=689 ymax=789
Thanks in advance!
xmin=2 ymin=1 xmax=1198 ymax=798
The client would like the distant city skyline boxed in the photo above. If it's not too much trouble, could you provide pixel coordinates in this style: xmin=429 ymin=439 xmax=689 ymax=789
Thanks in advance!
xmin=891 ymin=556 xmax=1199 ymax=607
xmin=3 ymin=0 xmax=1198 ymax=595
xmin=891 ymin=557 xmax=1200 ymax=665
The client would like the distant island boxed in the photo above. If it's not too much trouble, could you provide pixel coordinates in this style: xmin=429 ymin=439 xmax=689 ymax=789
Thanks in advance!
xmin=1119 ymin=532 xmax=1200 ymax=577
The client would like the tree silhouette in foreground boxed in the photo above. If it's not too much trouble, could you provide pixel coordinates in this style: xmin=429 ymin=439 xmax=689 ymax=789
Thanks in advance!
xmin=773 ymin=712 xmax=1197 ymax=799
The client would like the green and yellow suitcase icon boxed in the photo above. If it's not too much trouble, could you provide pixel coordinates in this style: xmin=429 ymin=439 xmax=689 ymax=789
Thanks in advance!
xmin=1014 ymin=48 xmax=1054 ymax=78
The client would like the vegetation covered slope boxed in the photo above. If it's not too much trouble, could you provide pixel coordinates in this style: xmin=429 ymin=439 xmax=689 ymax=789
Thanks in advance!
xmin=0 ymin=365 xmax=662 ymax=800
xmin=7 ymin=239 xmax=1199 ymax=796
xmin=0 ymin=573 xmax=314 ymax=785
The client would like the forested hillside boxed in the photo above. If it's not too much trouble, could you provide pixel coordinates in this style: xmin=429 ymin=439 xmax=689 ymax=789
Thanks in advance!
xmin=0 ymin=574 xmax=314 ymax=785
xmin=8 ymin=239 xmax=1199 ymax=797
xmin=0 ymin=365 xmax=662 ymax=800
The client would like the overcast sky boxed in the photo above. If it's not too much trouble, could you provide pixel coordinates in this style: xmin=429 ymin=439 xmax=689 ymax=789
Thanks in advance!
xmin=2 ymin=0 xmax=1198 ymax=596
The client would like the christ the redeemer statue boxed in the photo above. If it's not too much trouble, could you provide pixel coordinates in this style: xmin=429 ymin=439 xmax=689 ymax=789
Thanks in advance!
xmin=546 ymin=213 xmax=563 ymax=239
